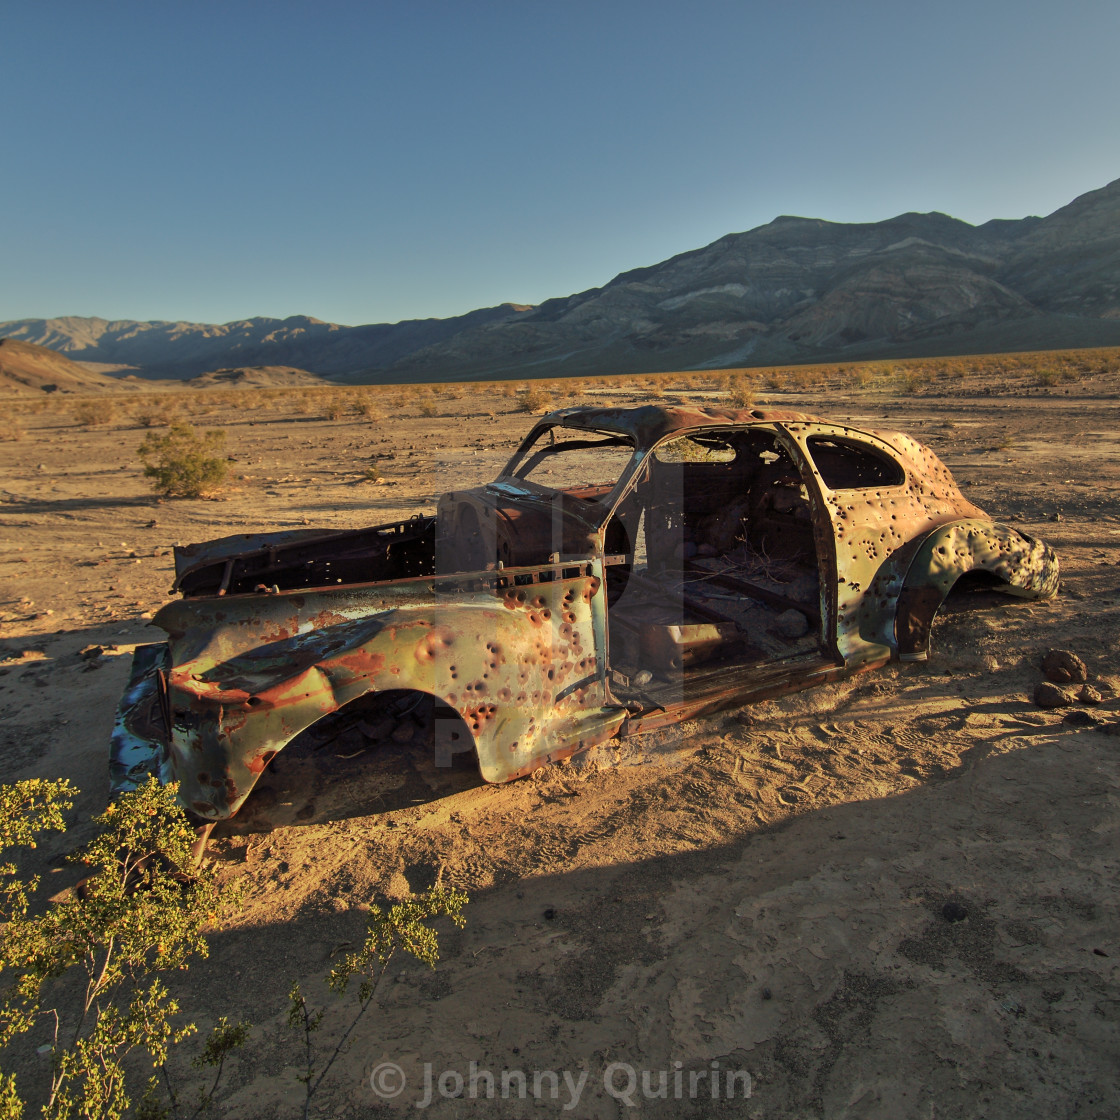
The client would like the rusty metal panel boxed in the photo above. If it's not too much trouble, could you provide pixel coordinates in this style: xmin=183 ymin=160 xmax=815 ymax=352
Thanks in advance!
xmin=893 ymin=520 xmax=1059 ymax=659
xmin=777 ymin=421 xmax=994 ymax=664
xmin=147 ymin=561 xmax=621 ymax=819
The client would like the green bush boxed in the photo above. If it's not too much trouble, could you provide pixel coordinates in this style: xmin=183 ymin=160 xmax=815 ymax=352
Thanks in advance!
xmin=0 ymin=779 xmax=243 ymax=1120
xmin=137 ymin=424 xmax=228 ymax=498
xmin=288 ymin=885 xmax=467 ymax=1118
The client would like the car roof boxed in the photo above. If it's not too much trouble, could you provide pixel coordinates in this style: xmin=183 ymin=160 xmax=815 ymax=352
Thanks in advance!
xmin=541 ymin=403 xmax=821 ymax=445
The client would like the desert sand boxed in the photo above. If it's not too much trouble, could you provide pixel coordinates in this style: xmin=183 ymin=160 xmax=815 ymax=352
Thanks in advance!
xmin=1 ymin=365 xmax=1118 ymax=1118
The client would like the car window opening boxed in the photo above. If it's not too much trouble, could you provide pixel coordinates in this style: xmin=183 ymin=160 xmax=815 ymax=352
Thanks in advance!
xmin=505 ymin=426 xmax=635 ymax=493
xmin=807 ymin=436 xmax=905 ymax=489
xmin=604 ymin=429 xmax=824 ymax=694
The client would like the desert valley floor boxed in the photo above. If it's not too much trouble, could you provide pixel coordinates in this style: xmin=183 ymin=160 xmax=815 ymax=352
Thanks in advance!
xmin=1 ymin=365 xmax=1119 ymax=1118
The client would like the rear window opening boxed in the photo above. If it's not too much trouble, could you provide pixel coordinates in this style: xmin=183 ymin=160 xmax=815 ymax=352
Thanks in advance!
xmin=806 ymin=437 xmax=904 ymax=489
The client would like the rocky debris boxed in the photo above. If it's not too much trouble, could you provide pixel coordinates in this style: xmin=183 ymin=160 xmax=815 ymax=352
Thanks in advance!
xmin=942 ymin=901 xmax=969 ymax=923
xmin=1063 ymin=710 xmax=1103 ymax=728
xmin=1030 ymin=680 xmax=1075 ymax=707
xmin=1040 ymin=649 xmax=1088 ymax=684
xmin=1079 ymin=684 xmax=1103 ymax=705
xmin=357 ymin=716 xmax=395 ymax=740
xmin=78 ymin=644 xmax=106 ymax=660
xmin=774 ymin=609 xmax=810 ymax=639
xmin=390 ymin=722 xmax=415 ymax=744
xmin=1034 ymin=681 xmax=1074 ymax=708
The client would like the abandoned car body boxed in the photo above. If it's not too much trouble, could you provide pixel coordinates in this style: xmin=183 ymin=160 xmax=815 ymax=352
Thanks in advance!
xmin=111 ymin=404 xmax=1059 ymax=822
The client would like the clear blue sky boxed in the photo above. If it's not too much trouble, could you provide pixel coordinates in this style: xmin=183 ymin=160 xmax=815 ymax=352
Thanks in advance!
xmin=2 ymin=0 xmax=1117 ymax=327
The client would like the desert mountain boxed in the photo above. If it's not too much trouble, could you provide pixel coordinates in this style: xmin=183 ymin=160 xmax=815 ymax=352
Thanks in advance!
xmin=378 ymin=178 xmax=1120 ymax=379
xmin=0 ymin=338 xmax=126 ymax=393
xmin=0 ymin=305 xmax=533 ymax=381
xmin=4 ymin=178 xmax=1119 ymax=381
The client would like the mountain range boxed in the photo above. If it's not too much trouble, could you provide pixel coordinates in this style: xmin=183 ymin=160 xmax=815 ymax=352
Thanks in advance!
xmin=3 ymin=177 xmax=1119 ymax=383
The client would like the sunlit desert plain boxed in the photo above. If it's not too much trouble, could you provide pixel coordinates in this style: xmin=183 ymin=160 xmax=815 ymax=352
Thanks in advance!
xmin=2 ymin=349 xmax=1119 ymax=1118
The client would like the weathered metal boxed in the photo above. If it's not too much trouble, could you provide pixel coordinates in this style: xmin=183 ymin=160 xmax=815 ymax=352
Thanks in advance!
xmin=110 ymin=404 xmax=1059 ymax=821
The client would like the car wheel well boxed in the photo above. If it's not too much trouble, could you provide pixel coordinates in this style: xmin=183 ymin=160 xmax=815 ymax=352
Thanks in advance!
xmin=287 ymin=687 xmax=480 ymax=772
xmin=896 ymin=567 xmax=1010 ymax=660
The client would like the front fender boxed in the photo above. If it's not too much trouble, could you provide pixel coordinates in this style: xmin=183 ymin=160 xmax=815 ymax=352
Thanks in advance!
xmin=154 ymin=562 xmax=621 ymax=818
xmin=894 ymin=519 xmax=1059 ymax=660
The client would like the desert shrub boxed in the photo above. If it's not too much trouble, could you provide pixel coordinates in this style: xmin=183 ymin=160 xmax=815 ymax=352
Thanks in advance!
xmin=326 ymin=398 xmax=348 ymax=421
xmin=288 ymin=885 xmax=467 ymax=1119
xmin=790 ymin=367 xmax=820 ymax=390
xmin=517 ymin=385 xmax=552 ymax=413
xmin=417 ymin=396 xmax=439 ymax=418
xmin=726 ymin=374 xmax=756 ymax=408
xmin=352 ymin=394 xmax=380 ymax=419
xmin=1035 ymin=367 xmax=1065 ymax=387
xmin=133 ymin=403 xmax=180 ymax=428
xmin=137 ymin=424 xmax=229 ymax=498
xmin=0 ymin=421 xmax=25 ymax=442
xmin=73 ymin=399 xmax=117 ymax=427
xmin=895 ymin=367 xmax=921 ymax=394
xmin=0 ymin=778 xmax=245 ymax=1120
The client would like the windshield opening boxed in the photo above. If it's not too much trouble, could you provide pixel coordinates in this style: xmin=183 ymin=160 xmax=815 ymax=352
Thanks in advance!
xmin=501 ymin=425 xmax=636 ymax=495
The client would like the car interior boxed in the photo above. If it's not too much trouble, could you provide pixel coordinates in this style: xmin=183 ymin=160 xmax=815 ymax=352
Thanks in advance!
xmin=602 ymin=428 xmax=825 ymax=695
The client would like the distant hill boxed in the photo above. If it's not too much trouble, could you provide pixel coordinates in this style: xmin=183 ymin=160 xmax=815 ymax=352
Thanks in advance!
xmin=4 ymin=177 xmax=1119 ymax=381
xmin=0 ymin=306 xmax=534 ymax=381
xmin=0 ymin=337 xmax=125 ymax=393
xmin=185 ymin=365 xmax=330 ymax=389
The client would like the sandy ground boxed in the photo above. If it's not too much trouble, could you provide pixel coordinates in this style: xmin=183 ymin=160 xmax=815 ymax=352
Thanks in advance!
xmin=2 ymin=374 xmax=1119 ymax=1119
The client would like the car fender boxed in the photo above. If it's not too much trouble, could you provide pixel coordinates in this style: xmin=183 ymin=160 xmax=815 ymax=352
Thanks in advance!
xmin=894 ymin=519 xmax=1059 ymax=661
xmin=154 ymin=562 xmax=619 ymax=819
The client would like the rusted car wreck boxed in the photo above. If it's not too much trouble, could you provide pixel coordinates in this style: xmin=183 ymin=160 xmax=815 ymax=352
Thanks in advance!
xmin=111 ymin=403 xmax=1059 ymax=823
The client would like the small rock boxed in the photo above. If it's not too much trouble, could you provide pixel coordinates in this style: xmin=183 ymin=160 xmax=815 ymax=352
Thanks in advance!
xmin=390 ymin=722 xmax=415 ymax=744
xmin=632 ymin=669 xmax=653 ymax=688
xmin=358 ymin=717 xmax=395 ymax=740
xmin=542 ymin=908 xmax=556 ymax=921
xmin=774 ymin=609 xmax=810 ymax=639
xmin=1079 ymin=684 xmax=1102 ymax=705
xmin=1041 ymin=649 xmax=1088 ymax=684
xmin=761 ymin=987 xmax=772 ymax=1000
xmin=1063 ymin=710 xmax=1101 ymax=728
xmin=78 ymin=645 xmax=105 ymax=660
xmin=1103 ymin=722 xmax=1120 ymax=738
xmin=942 ymin=901 xmax=969 ymax=923
xmin=1034 ymin=681 xmax=1073 ymax=708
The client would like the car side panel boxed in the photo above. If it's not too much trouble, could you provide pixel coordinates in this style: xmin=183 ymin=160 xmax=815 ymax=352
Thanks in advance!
xmin=147 ymin=562 xmax=619 ymax=819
